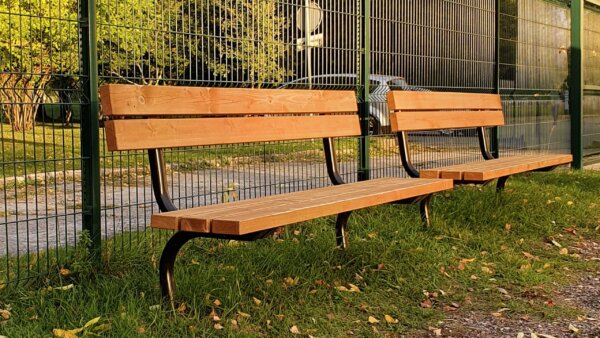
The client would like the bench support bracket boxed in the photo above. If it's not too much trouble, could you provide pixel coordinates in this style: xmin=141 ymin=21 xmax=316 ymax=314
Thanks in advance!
xmin=496 ymin=176 xmax=509 ymax=192
xmin=335 ymin=212 xmax=352 ymax=249
xmin=397 ymin=132 xmax=420 ymax=178
xmin=159 ymin=231 xmax=203 ymax=305
xmin=149 ymin=149 xmax=177 ymax=212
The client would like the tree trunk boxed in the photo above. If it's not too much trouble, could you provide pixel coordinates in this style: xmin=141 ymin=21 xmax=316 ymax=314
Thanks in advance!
xmin=0 ymin=72 xmax=50 ymax=131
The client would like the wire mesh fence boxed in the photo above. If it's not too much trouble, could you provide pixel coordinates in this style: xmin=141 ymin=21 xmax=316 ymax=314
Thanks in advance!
xmin=583 ymin=4 xmax=600 ymax=157
xmin=0 ymin=0 xmax=596 ymax=285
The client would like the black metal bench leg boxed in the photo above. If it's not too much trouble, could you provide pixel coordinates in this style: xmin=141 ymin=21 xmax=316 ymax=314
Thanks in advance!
xmin=420 ymin=195 xmax=432 ymax=229
xmin=159 ymin=231 xmax=203 ymax=305
xmin=335 ymin=211 xmax=352 ymax=249
xmin=496 ymin=176 xmax=509 ymax=192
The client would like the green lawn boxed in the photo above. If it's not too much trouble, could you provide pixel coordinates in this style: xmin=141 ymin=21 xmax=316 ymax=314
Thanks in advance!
xmin=0 ymin=171 xmax=599 ymax=336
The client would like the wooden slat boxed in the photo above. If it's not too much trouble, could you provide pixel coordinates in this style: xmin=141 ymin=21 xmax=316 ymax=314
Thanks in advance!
xmin=390 ymin=110 xmax=505 ymax=131
xmin=387 ymin=91 xmax=502 ymax=111
xmin=100 ymin=84 xmax=357 ymax=116
xmin=105 ymin=115 xmax=361 ymax=151
xmin=420 ymin=154 xmax=572 ymax=181
xmin=158 ymin=177 xmax=453 ymax=235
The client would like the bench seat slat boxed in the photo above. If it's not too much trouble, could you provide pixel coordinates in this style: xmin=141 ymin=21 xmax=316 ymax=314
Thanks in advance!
xmin=420 ymin=154 xmax=572 ymax=181
xmin=105 ymin=115 xmax=361 ymax=151
xmin=151 ymin=177 xmax=453 ymax=235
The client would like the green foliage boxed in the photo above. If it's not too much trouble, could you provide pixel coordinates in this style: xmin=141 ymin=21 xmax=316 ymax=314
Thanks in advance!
xmin=69 ymin=230 xmax=95 ymax=278
xmin=193 ymin=0 xmax=292 ymax=86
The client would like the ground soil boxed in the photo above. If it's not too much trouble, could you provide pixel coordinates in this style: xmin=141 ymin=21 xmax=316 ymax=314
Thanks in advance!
xmin=415 ymin=239 xmax=600 ymax=338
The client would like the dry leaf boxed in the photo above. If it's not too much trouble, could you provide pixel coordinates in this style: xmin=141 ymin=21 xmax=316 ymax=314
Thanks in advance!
xmin=0 ymin=309 xmax=10 ymax=321
xmin=367 ymin=232 xmax=378 ymax=239
xmin=284 ymin=276 xmax=299 ymax=287
xmin=481 ymin=267 xmax=493 ymax=274
xmin=420 ymin=299 xmax=433 ymax=308
xmin=52 ymin=329 xmax=78 ymax=338
xmin=230 ymin=319 xmax=238 ymax=327
xmin=384 ymin=314 xmax=399 ymax=324
xmin=367 ymin=316 xmax=380 ymax=324
xmin=177 ymin=303 xmax=188 ymax=314
xmin=504 ymin=223 xmax=512 ymax=231
xmin=275 ymin=314 xmax=285 ymax=321
xmin=559 ymin=248 xmax=569 ymax=255
xmin=428 ymin=326 xmax=442 ymax=336
xmin=137 ymin=326 xmax=146 ymax=334
xmin=54 ymin=284 xmax=74 ymax=291
xmin=213 ymin=323 xmax=224 ymax=330
xmin=83 ymin=317 xmax=101 ymax=329
xmin=522 ymin=252 xmax=540 ymax=261
xmin=551 ymin=239 xmax=562 ymax=248
xmin=237 ymin=310 xmax=251 ymax=318
xmin=253 ymin=297 xmax=262 ymax=305
xmin=290 ymin=325 xmax=301 ymax=334
xmin=213 ymin=299 xmax=222 ymax=306
xmin=457 ymin=258 xmax=476 ymax=271
xmin=59 ymin=268 xmax=71 ymax=278
xmin=348 ymin=283 xmax=361 ymax=292
xmin=568 ymin=324 xmax=579 ymax=333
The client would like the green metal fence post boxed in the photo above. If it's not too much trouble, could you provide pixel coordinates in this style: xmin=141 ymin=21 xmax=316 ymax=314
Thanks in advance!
xmin=358 ymin=0 xmax=371 ymax=181
xmin=79 ymin=0 xmax=102 ymax=260
xmin=491 ymin=0 xmax=500 ymax=158
xmin=571 ymin=0 xmax=584 ymax=169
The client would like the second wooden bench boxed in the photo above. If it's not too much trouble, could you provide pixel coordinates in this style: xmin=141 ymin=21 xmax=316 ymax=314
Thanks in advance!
xmin=387 ymin=91 xmax=572 ymax=190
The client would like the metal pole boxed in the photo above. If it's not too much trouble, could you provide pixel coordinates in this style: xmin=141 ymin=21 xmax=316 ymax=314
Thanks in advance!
xmin=304 ymin=0 xmax=312 ymax=88
xmin=358 ymin=0 xmax=370 ymax=181
xmin=570 ymin=0 xmax=584 ymax=169
xmin=79 ymin=0 xmax=102 ymax=261
xmin=490 ymin=0 xmax=500 ymax=158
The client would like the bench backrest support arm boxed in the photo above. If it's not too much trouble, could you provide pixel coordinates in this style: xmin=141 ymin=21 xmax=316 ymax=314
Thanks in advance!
xmin=397 ymin=131 xmax=420 ymax=178
xmin=477 ymin=127 xmax=496 ymax=160
xmin=323 ymin=138 xmax=346 ymax=185
xmin=149 ymin=149 xmax=178 ymax=213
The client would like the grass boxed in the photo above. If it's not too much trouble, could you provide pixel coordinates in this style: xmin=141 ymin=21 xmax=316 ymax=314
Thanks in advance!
xmin=1 ymin=171 xmax=599 ymax=336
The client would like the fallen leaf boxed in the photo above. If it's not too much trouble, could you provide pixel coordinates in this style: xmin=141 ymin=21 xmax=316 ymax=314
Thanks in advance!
xmin=559 ymin=248 xmax=569 ymax=255
xmin=569 ymin=324 xmax=579 ymax=333
xmin=253 ymin=297 xmax=262 ymax=305
xmin=237 ymin=310 xmax=251 ymax=318
xmin=498 ymin=287 xmax=509 ymax=295
xmin=457 ymin=258 xmax=476 ymax=271
xmin=177 ymin=303 xmax=188 ymax=314
xmin=54 ymin=284 xmax=74 ymax=291
xmin=275 ymin=314 xmax=285 ymax=321
xmin=284 ymin=276 xmax=299 ymax=287
xmin=52 ymin=329 xmax=78 ymax=338
xmin=384 ymin=314 xmax=399 ymax=324
xmin=290 ymin=325 xmax=301 ymax=334
xmin=522 ymin=252 xmax=540 ymax=261
xmin=230 ymin=319 xmax=238 ymax=327
xmin=367 ymin=232 xmax=378 ymax=239
xmin=213 ymin=323 xmax=224 ymax=330
xmin=83 ymin=316 xmax=101 ymax=329
xmin=367 ymin=316 xmax=380 ymax=324
xmin=420 ymin=299 xmax=433 ymax=308
xmin=428 ymin=326 xmax=442 ymax=336
xmin=481 ymin=267 xmax=493 ymax=274
xmin=137 ymin=326 xmax=146 ymax=334
xmin=213 ymin=299 xmax=222 ymax=306
xmin=59 ymin=268 xmax=71 ymax=278
xmin=505 ymin=223 xmax=512 ymax=231
xmin=565 ymin=227 xmax=577 ymax=235
xmin=544 ymin=299 xmax=555 ymax=307
xmin=550 ymin=239 xmax=562 ymax=248
xmin=0 ymin=309 xmax=10 ymax=320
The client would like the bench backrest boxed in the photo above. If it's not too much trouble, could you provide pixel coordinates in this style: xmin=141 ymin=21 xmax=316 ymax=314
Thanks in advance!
xmin=387 ymin=91 xmax=504 ymax=132
xmin=101 ymin=84 xmax=360 ymax=151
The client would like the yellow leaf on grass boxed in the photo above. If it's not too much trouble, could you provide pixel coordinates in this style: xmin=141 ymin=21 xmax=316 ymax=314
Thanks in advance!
xmin=290 ymin=325 xmax=301 ymax=334
xmin=481 ymin=267 xmax=493 ymax=274
xmin=367 ymin=316 xmax=380 ymax=324
xmin=83 ymin=316 xmax=101 ymax=329
xmin=253 ymin=297 xmax=262 ymax=305
xmin=52 ymin=329 xmax=78 ymax=338
xmin=559 ymin=248 xmax=569 ymax=255
xmin=59 ymin=268 xmax=71 ymax=278
xmin=384 ymin=314 xmax=399 ymax=324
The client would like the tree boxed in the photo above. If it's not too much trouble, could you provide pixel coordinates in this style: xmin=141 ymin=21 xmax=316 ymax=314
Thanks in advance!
xmin=0 ymin=0 xmax=79 ymax=131
xmin=191 ymin=0 xmax=292 ymax=86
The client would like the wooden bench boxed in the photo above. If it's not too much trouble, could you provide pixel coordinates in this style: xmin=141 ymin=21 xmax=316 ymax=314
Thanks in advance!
xmin=387 ymin=91 xmax=573 ymax=190
xmin=100 ymin=84 xmax=454 ymax=302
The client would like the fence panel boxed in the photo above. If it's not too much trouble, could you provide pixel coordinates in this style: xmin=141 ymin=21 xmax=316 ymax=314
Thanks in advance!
xmin=583 ymin=5 xmax=600 ymax=157
xmin=1 ymin=1 xmax=85 ymax=284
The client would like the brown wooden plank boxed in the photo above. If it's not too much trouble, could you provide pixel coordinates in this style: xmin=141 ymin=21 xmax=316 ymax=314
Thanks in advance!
xmin=387 ymin=91 xmax=502 ymax=111
xmin=100 ymin=84 xmax=357 ymax=116
xmin=151 ymin=178 xmax=453 ymax=234
xmin=197 ymin=178 xmax=453 ymax=235
xmin=105 ymin=115 xmax=361 ymax=151
xmin=420 ymin=154 xmax=572 ymax=181
xmin=390 ymin=110 xmax=505 ymax=132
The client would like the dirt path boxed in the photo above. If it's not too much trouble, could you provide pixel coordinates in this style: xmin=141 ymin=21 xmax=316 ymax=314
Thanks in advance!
xmin=416 ymin=239 xmax=600 ymax=338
